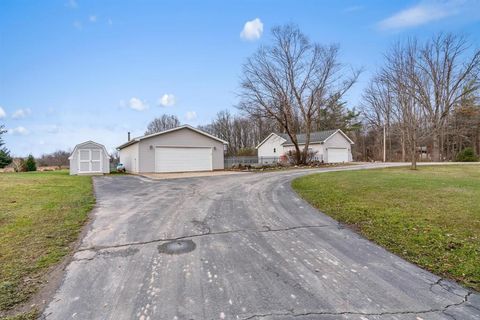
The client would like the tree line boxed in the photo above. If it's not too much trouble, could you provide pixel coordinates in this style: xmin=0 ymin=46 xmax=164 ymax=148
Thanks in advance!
xmin=145 ymin=26 xmax=480 ymax=167
xmin=360 ymin=33 xmax=480 ymax=168
xmin=2 ymin=25 xmax=479 ymax=169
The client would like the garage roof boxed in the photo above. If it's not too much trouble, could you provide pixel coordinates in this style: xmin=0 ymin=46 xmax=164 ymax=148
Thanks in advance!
xmin=117 ymin=125 xmax=229 ymax=150
xmin=256 ymin=129 xmax=354 ymax=149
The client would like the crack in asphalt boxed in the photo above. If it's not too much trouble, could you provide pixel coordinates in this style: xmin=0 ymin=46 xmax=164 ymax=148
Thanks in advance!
xmin=428 ymin=278 xmax=468 ymax=299
xmin=241 ymin=290 xmax=474 ymax=320
xmin=74 ymin=224 xmax=335 ymax=256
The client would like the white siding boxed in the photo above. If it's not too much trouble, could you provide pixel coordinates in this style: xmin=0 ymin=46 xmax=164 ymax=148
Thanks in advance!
xmin=119 ymin=143 xmax=139 ymax=173
xmin=139 ymin=128 xmax=224 ymax=172
xmin=119 ymin=127 xmax=225 ymax=173
xmin=257 ymin=134 xmax=286 ymax=158
xmin=324 ymin=131 xmax=353 ymax=162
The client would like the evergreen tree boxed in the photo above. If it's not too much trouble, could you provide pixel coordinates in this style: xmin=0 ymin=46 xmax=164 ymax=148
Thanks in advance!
xmin=0 ymin=125 xmax=12 ymax=168
xmin=25 ymin=154 xmax=37 ymax=171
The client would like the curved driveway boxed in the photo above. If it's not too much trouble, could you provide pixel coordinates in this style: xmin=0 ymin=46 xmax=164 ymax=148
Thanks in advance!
xmin=44 ymin=164 xmax=480 ymax=320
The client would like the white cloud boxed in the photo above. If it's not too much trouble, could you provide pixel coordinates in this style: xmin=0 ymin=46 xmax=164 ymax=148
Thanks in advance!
xmin=9 ymin=126 xmax=29 ymax=135
xmin=73 ymin=20 xmax=82 ymax=30
xmin=0 ymin=106 xmax=6 ymax=119
xmin=66 ymin=0 xmax=78 ymax=9
xmin=158 ymin=94 xmax=176 ymax=107
xmin=12 ymin=108 xmax=31 ymax=119
xmin=185 ymin=111 xmax=197 ymax=121
xmin=89 ymin=15 xmax=97 ymax=22
xmin=378 ymin=0 xmax=478 ymax=30
xmin=127 ymin=97 xmax=149 ymax=111
xmin=240 ymin=18 xmax=263 ymax=41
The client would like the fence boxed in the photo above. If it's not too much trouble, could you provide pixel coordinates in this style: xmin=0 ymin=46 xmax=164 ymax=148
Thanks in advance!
xmin=224 ymin=156 xmax=281 ymax=168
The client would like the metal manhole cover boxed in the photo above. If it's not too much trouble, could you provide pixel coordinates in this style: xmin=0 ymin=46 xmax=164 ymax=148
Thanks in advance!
xmin=158 ymin=240 xmax=196 ymax=255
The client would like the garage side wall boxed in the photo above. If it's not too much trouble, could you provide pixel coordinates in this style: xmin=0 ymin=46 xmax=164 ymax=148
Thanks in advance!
xmin=257 ymin=135 xmax=285 ymax=158
xmin=119 ymin=143 xmax=139 ymax=173
xmin=324 ymin=132 xmax=353 ymax=162
xmin=138 ymin=128 xmax=225 ymax=172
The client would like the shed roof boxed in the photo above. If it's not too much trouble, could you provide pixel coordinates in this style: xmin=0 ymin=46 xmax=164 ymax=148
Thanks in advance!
xmin=68 ymin=141 xmax=110 ymax=159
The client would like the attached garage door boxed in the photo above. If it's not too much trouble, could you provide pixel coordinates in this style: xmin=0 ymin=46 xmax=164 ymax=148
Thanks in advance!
xmin=327 ymin=148 xmax=349 ymax=163
xmin=155 ymin=147 xmax=213 ymax=173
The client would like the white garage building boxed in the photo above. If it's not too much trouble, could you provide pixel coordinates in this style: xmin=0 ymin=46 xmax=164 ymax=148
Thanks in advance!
xmin=256 ymin=129 xmax=354 ymax=163
xmin=69 ymin=141 xmax=110 ymax=175
xmin=117 ymin=125 xmax=228 ymax=173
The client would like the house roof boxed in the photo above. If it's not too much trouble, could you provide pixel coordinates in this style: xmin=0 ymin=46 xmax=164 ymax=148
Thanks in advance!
xmin=116 ymin=125 xmax=229 ymax=150
xmin=279 ymin=129 xmax=338 ymax=145
xmin=256 ymin=129 xmax=354 ymax=149
xmin=68 ymin=140 xmax=110 ymax=159
xmin=255 ymin=133 xmax=287 ymax=149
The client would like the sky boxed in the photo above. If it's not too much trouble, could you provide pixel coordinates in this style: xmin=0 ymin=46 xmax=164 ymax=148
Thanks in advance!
xmin=1 ymin=0 xmax=480 ymax=156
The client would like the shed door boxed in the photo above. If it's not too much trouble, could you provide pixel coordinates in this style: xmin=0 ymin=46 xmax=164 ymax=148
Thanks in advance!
xmin=327 ymin=148 xmax=348 ymax=163
xmin=155 ymin=147 xmax=212 ymax=173
xmin=78 ymin=149 xmax=102 ymax=173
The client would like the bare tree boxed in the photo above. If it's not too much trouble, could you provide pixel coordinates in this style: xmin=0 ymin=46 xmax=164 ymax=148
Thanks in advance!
xmin=409 ymin=33 xmax=480 ymax=161
xmin=198 ymin=110 xmax=278 ymax=156
xmin=145 ymin=114 xmax=181 ymax=135
xmin=37 ymin=150 xmax=70 ymax=169
xmin=238 ymin=24 xmax=360 ymax=164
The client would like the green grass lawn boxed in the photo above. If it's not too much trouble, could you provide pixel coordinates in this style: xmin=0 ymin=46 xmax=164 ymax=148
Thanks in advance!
xmin=0 ymin=170 xmax=94 ymax=316
xmin=292 ymin=165 xmax=480 ymax=291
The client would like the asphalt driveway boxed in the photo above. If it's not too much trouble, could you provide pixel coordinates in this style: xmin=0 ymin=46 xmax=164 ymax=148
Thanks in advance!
xmin=43 ymin=163 xmax=480 ymax=320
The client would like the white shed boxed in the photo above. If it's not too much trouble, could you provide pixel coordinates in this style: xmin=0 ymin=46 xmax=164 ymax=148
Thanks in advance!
xmin=69 ymin=141 xmax=110 ymax=175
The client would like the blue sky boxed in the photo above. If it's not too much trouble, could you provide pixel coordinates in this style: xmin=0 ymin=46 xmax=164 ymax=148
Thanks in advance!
xmin=1 ymin=0 xmax=479 ymax=156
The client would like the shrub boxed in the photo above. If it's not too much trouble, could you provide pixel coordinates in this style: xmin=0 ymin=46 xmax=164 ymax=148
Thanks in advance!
xmin=12 ymin=158 xmax=26 ymax=172
xmin=286 ymin=149 xmax=318 ymax=165
xmin=25 ymin=155 xmax=37 ymax=171
xmin=456 ymin=147 xmax=479 ymax=162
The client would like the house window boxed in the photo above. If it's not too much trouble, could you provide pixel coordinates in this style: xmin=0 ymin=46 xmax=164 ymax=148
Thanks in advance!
xmin=273 ymin=148 xmax=276 ymax=153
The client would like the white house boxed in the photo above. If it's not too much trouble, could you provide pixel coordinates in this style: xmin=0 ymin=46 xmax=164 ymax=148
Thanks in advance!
xmin=117 ymin=125 xmax=228 ymax=173
xmin=69 ymin=141 xmax=110 ymax=175
xmin=256 ymin=129 xmax=354 ymax=163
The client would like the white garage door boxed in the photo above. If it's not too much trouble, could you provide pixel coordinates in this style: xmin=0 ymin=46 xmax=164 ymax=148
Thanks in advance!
xmin=327 ymin=148 xmax=349 ymax=163
xmin=155 ymin=147 xmax=213 ymax=173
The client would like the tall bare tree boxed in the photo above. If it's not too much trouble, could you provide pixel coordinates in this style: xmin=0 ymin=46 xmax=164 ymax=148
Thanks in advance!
xmin=145 ymin=114 xmax=181 ymax=135
xmin=238 ymin=24 xmax=360 ymax=164
xmin=361 ymin=34 xmax=480 ymax=167
xmin=409 ymin=33 xmax=480 ymax=161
